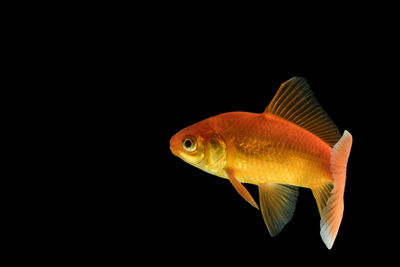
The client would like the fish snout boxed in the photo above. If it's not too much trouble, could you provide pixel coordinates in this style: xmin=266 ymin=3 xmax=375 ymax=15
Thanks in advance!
xmin=170 ymin=134 xmax=180 ymax=156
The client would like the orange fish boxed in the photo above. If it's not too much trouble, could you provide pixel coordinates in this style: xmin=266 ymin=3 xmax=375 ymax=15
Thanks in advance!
xmin=170 ymin=77 xmax=352 ymax=249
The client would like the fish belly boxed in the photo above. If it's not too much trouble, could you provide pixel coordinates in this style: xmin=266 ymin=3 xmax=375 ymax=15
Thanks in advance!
xmin=219 ymin=112 xmax=333 ymax=188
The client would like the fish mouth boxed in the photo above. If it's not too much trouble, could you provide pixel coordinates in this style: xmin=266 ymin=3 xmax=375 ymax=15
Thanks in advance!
xmin=170 ymin=145 xmax=178 ymax=156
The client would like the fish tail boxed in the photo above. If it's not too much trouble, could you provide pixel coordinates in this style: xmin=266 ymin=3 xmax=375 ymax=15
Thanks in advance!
xmin=320 ymin=130 xmax=353 ymax=249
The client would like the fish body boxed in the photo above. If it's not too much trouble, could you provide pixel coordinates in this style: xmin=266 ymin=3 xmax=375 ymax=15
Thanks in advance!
xmin=207 ymin=111 xmax=332 ymax=188
xmin=170 ymin=77 xmax=352 ymax=249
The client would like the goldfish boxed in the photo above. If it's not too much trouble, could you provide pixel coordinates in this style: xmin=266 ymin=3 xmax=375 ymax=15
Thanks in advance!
xmin=170 ymin=77 xmax=352 ymax=249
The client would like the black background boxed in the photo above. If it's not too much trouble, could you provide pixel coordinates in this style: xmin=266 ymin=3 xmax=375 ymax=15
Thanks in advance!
xmin=59 ymin=8 xmax=398 ymax=265
xmin=10 ymin=4 xmax=399 ymax=265
xmin=127 ymin=33 xmax=394 ymax=264
xmin=153 ymin=68 xmax=376 ymax=260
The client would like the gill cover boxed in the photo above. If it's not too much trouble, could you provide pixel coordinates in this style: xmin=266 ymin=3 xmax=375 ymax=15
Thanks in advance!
xmin=205 ymin=133 xmax=226 ymax=170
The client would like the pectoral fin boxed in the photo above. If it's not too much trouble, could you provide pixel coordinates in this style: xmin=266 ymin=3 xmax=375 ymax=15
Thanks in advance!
xmin=226 ymin=169 xmax=259 ymax=209
xmin=259 ymin=183 xmax=299 ymax=236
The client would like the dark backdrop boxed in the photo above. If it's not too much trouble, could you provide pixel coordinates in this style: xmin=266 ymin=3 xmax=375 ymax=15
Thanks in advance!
xmin=79 ymin=16 xmax=396 ymax=265
xmin=131 ymin=42 xmax=391 ymax=263
xmin=18 ymin=4 xmax=399 ymax=265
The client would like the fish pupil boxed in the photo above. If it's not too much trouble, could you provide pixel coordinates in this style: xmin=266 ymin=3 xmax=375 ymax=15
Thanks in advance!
xmin=184 ymin=139 xmax=192 ymax=148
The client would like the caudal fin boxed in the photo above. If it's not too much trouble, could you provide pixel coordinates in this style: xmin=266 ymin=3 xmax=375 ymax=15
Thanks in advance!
xmin=320 ymin=130 xmax=352 ymax=249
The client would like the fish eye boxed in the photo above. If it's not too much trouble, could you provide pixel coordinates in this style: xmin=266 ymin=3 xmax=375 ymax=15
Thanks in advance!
xmin=182 ymin=137 xmax=197 ymax=152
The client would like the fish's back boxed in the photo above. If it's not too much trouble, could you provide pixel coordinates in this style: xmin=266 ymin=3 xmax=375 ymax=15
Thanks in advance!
xmin=214 ymin=112 xmax=333 ymax=188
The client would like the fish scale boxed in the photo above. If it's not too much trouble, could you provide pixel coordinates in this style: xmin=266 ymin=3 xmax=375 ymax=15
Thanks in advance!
xmin=216 ymin=112 xmax=332 ymax=188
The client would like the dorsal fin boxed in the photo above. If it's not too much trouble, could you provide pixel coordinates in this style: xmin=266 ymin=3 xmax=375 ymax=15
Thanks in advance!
xmin=265 ymin=77 xmax=341 ymax=147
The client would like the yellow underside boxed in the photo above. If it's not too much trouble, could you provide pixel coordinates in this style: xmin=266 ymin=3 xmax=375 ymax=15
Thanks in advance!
xmin=233 ymin=154 xmax=332 ymax=188
xmin=216 ymin=112 xmax=334 ymax=189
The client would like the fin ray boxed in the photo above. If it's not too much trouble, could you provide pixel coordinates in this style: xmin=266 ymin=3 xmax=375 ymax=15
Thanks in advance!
xmin=226 ymin=169 xmax=259 ymax=209
xmin=265 ymin=77 xmax=341 ymax=147
xmin=312 ymin=183 xmax=334 ymax=217
xmin=259 ymin=183 xmax=298 ymax=237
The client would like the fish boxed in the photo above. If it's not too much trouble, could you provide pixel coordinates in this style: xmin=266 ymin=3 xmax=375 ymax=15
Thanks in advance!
xmin=169 ymin=77 xmax=352 ymax=249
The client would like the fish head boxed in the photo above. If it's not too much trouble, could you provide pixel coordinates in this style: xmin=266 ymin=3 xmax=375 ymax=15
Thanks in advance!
xmin=170 ymin=118 xmax=227 ymax=173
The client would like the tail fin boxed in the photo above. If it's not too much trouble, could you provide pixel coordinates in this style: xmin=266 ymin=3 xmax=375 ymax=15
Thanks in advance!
xmin=320 ymin=130 xmax=352 ymax=249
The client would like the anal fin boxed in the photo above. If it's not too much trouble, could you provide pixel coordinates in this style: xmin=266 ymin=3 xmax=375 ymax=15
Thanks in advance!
xmin=226 ymin=169 xmax=259 ymax=209
xmin=259 ymin=183 xmax=299 ymax=236
xmin=312 ymin=182 xmax=334 ymax=217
